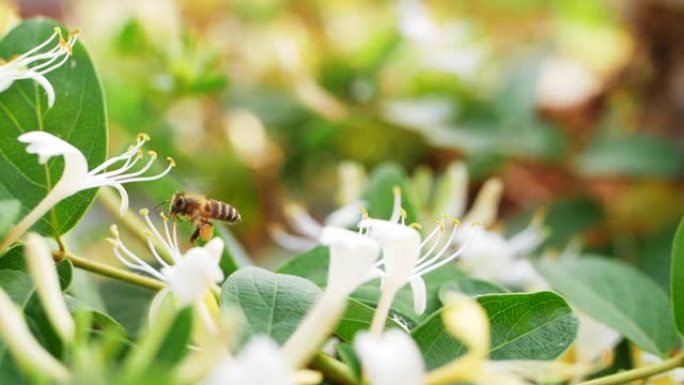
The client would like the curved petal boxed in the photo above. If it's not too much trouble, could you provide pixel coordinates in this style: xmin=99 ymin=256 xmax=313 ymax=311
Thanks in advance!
xmin=354 ymin=330 xmax=425 ymax=385
xmin=409 ymin=276 xmax=427 ymax=314
xmin=27 ymin=71 xmax=56 ymax=107
xmin=320 ymin=227 xmax=379 ymax=297
xmin=463 ymin=177 xmax=503 ymax=227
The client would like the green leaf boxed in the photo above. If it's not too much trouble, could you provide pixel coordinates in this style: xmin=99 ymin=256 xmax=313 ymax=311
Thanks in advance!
xmin=100 ymin=280 xmax=155 ymax=337
xmin=671 ymin=217 xmax=684 ymax=337
xmin=0 ymin=19 xmax=107 ymax=236
xmin=336 ymin=343 xmax=362 ymax=382
xmin=278 ymin=247 xmax=504 ymax=326
xmin=156 ymin=306 xmax=193 ymax=365
xmin=363 ymin=163 xmax=418 ymax=223
xmin=537 ymin=255 xmax=678 ymax=356
xmin=221 ymin=267 xmax=321 ymax=345
xmin=575 ymin=134 xmax=682 ymax=178
xmin=412 ymin=291 xmax=578 ymax=369
xmin=0 ymin=200 xmax=20 ymax=239
xmin=336 ymin=299 xmax=401 ymax=341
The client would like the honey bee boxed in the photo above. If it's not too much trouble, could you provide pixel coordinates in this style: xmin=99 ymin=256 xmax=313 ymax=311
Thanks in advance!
xmin=169 ymin=192 xmax=241 ymax=243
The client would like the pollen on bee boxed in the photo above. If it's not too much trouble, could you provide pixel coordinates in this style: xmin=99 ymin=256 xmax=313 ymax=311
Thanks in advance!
xmin=199 ymin=225 xmax=214 ymax=241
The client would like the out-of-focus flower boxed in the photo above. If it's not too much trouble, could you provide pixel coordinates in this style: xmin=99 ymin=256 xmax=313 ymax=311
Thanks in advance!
xmin=536 ymin=57 xmax=601 ymax=110
xmin=0 ymin=2 xmax=18 ymax=36
xmin=24 ymin=233 xmax=75 ymax=343
xmin=0 ymin=287 xmax=70 ymax=381
xmin=0 ymin=132 xmax=174 ymax=253
xmin=0 ymin=27 xmax=77 ymax=107
xmin=635 ymin=350 xmax=684 ymax=384
xmin=283 ymin=227 xmax=380 ymax=367
xmin=355 ymin=329 xmax=425 ymax=385
xmin=203 ymin=336 xmax=301 ymax=385
xmin=397 ymin=0 xmax=486 ymax=79
xmin=269 ymin=161 xmax=367 ymax=251
xmin=107 ymin=210 xmax=223 ymax=306
xmin=361 ymin=187 xmax=479 ymax=334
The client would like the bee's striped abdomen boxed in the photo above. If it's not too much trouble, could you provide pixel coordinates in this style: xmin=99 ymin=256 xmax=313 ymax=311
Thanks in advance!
xmin=209 ymin=200 xmax=241 ymax=223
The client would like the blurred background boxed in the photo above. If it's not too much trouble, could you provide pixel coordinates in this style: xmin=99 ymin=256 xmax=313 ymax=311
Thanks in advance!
xmin=1 ymin=0 xmax=683 ymax=291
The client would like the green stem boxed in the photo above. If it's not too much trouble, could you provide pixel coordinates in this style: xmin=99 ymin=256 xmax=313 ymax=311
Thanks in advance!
xmin=310 ymin=352 xmax=357 ymax=385
xmin=577 ymin=353 xmax=684 ymax=385
xmin=54 ymin=251 xmax=165 ymax=291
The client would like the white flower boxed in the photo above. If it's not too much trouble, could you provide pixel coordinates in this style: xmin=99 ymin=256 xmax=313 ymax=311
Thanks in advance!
xmin=269 ymin=161 xmax=367 ymax=251
xmin=203 ymin=336 xmax=297 ymax=385
xmin=0 ymin=27 xmax=77 ymax=107
xmin=24 ymin=232 xmax=74 ymax=343
xmin=355 ymin=329 xmax=425 ymax=385
xmin=0 ymin=132 xmax=174 ymax=253
xmin=0 ymin=288 xmax=70 ymax=381
xmin=283 ymin=227 xmax=380 ymax=368
xmin=360 ymin=194 xmax=479 ymax=333
xmin=107 ymin=209 xmax=223 ymax=306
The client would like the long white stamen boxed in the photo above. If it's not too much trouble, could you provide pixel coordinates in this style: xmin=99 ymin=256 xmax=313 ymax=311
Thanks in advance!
xmin=96 ymin=153 xmax=143 ymax=179
xmin=111 ymin=161 xmax=174 ymax=184
xmin=141 ymin=211 xmax=177 ymax=263
xmin=171 ymin=221 xmax=180 ymax=255
xmin=111 ymin=241 xmax=165 ymax=280
xmin=147 ymin=237 xmax=170 ymax=269
xmin=161 ymin=215 xmax=181 ymax=257
xmin=415 ymin=224 xmax=446 ymax=265
xmin=413 ymin=225 xmax=479 ymax=277
xmin=414 ymin=222 xmax=460 ymax=270
xmin=109 ymin=154 xmax=156 ymax=182
xmin=89 ymin=139 xmax=145 ymax=175
xmin=11 ymin=30 xmax=59 ymax=61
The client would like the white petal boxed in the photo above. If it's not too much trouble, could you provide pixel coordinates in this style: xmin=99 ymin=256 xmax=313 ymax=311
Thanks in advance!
xmin=575 ymin=312 xmax=621 ymax=364
xmin=161 ymin=247 xmax=224 ymax=305
xmin=365 ymin=219 xmax=422 ymax=293
xmin=24 ymin=233 xmax=74 ymax=343
xmin=320 ymin=227 xmax=379 ymax=296
xmin=409 ymin=276 xmax=427 ymax=314
xmin=354 ymin=330 xmax=425 ymax=385
xmin=18 ymin=131 xmax=89 ymax=192
xmin=204 ymin=336 xmax=295 ymax=385
xmin=432 ymin=161 xmax=468 ymax=218
xmin=463 ymin=177 xmax=503 ymax=227
xmin=27 ymin=71 xmax=56 ymax=108
xmin=323 ymin=200 xmax=364 ymax=228
xmin=202 ymin=237 xmax=225 ymax=263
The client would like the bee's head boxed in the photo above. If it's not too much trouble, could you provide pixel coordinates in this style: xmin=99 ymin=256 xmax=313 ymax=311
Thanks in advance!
xmin=170 ymin=192 xmax=187 ymax=214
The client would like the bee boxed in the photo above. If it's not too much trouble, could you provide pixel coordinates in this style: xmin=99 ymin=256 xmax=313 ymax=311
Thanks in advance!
xmin=169 ymin=192 xmax=241 ymax=243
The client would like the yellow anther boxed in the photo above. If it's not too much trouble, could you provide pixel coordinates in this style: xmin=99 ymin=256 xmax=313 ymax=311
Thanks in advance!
xmin=400 ymin=208 xmax=408 ymax=219
xmin=471 ymin=221 xmax=481 ymax=228
xmin=139 ymin=208 xmax=150 ymax=216
xmin=441 ymin=213 xmax=450 ymax=220
xmin=53 ymin=27 xmax=61 ymax=35
xmin=359 ymin=207 xmax=369 ymax=219
xmin=137 ymin=133 xmax=151 ymax=142
xmin=148 ymin=150 xmax=157 ymax=159
xmin=409 ymin=222 xmax=422 ymax=230
xmin=109 ymin=224 xmax=120 ymax=238
xmin=166 ymin=157 xmax=176 ymax=167
xmin=136 ymin=148 xmax=144 ymax=158
xmin=105 ymin=238 xmax=118 ymax=247
xmin=160 ymin=212 xmax=169 ymax=222
xmin=68 ymin=29 xmax=80 ymax=38
xmin=452 ymin=218 xmax=462 ymax=227
xmin=392 ymin=185 xmax=401 ymax=195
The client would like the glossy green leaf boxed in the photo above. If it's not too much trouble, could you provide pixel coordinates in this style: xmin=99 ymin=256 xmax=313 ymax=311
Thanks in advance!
xmin=671 ymin=217 xmax=684 ymax=337
xmin=221 ymin=267 xmax=321 ymax=345
xmin=336 ymin=299 xmax=401 ymax=341
xmin=411 ymin=291 xmax=578 ymax=369
xmin=537 ymin=255 xmax=678 ymax=356
xmin=156 ymin=306 xmax=193 ymax=365
xmin=0 ymin=19 xmax=107 ymax=236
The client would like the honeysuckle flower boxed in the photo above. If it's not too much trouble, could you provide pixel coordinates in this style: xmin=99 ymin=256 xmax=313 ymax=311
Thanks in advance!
xmin=0 ymin=132 xmax=174 ymax=253
xmin=0 ymin=288 xmax=70 ymax=381
xmin=203 ymin=336 xmax=320 ymax=385
xmin=0 ymin=27 xmax=78 ymax=107
xmin=361 ymin=205 xmax=479 ymax=334
xmin=283 ymin=226 xmax=380 ymax=367
xmin=24 ymin=232 xmax=75 ymax=343
xmin=354 ymin=329 xmax=425 ymax=385
xmin=107 ymin=210 xmax=223 ymax=306
xmin=270 ymin=161 xmax=367 ymax=251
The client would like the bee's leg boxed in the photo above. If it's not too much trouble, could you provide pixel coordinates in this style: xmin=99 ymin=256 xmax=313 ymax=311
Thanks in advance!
xmin=199 ymin=221 xmax=214 ymax=242
xmin=190 ymin=226 xmax=201 ymax=245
